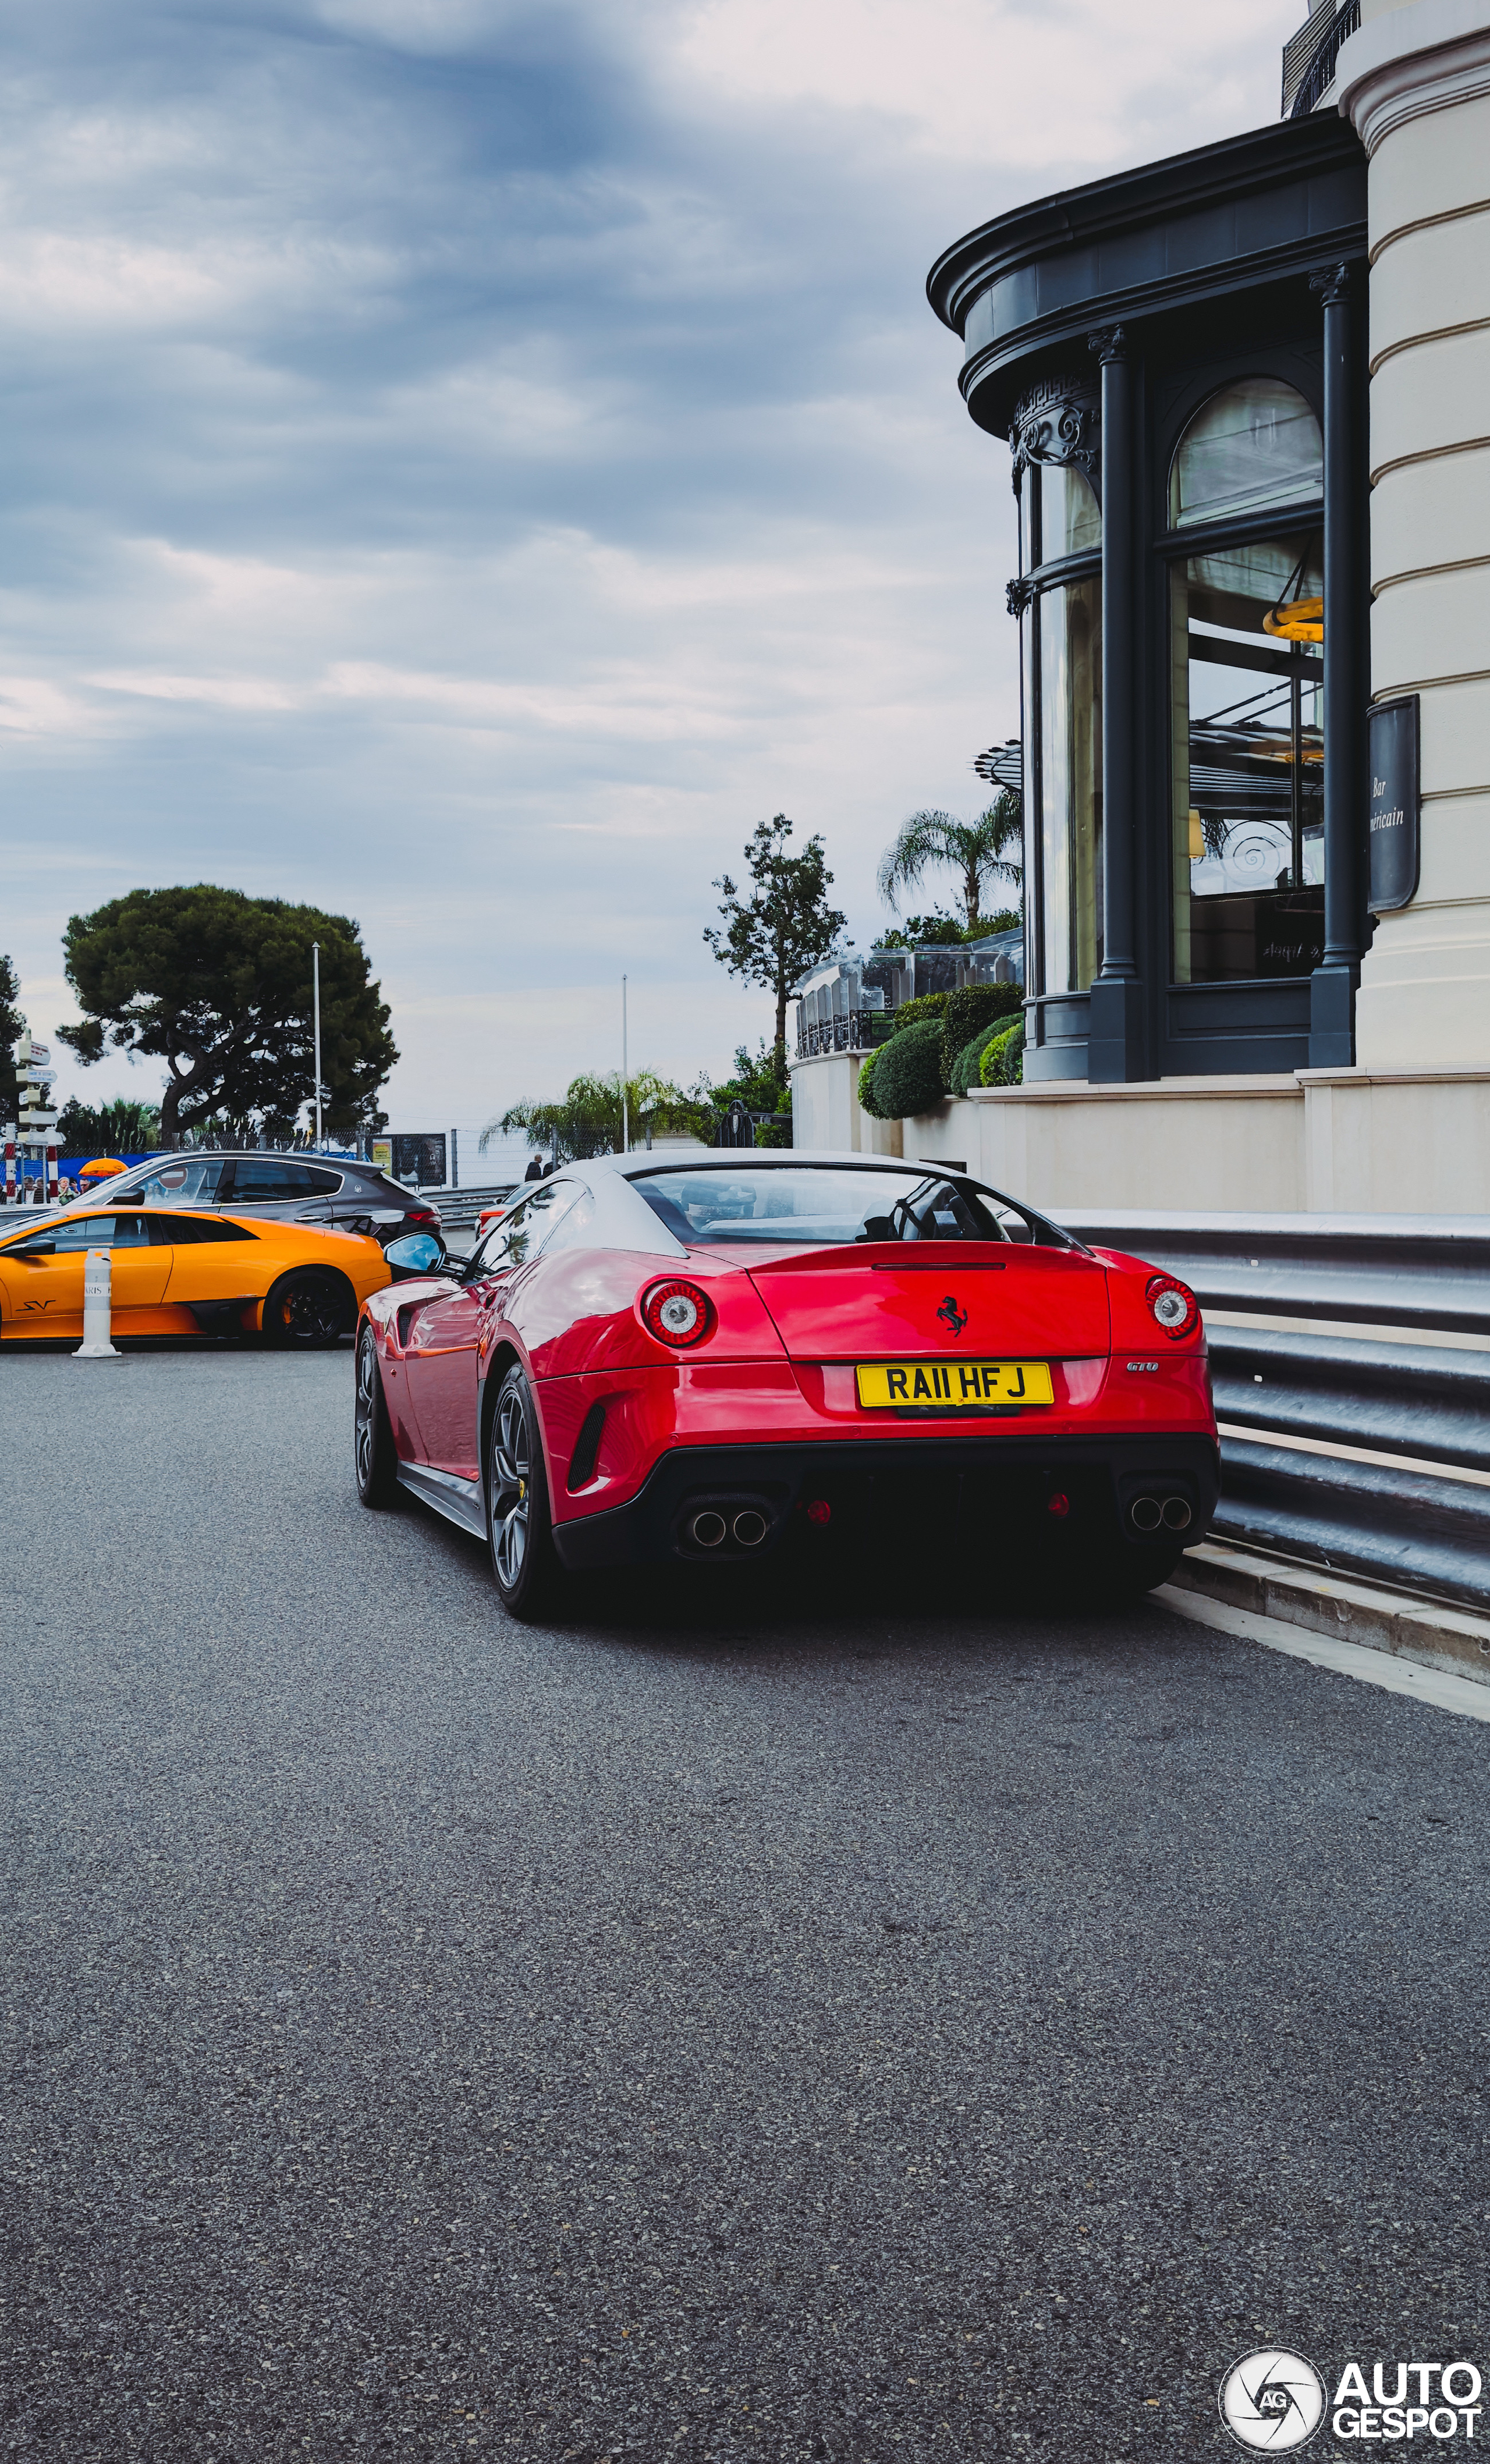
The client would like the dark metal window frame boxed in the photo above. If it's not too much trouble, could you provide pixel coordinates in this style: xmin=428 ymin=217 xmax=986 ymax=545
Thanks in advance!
xmin=1144 ymin=349 xmax=1335 ymax=1074
xmin=1017 ymin=457 xmax=1104 ymax=1022
xmin=1159 ymin=484 xmax=1327 ymax=993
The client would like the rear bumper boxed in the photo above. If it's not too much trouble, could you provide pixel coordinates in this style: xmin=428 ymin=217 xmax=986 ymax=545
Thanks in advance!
xmin=549 ymin=1432 xmax=1221 ymax=1571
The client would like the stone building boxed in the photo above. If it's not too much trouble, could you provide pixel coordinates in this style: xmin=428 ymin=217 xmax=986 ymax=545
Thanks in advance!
xmin=791 ymin=0 xmax=1490 ymax=1211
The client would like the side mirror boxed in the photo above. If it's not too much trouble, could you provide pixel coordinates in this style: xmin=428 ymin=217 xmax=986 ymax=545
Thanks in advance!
xmin=9 ymin=1242 xmax=55 ymax=1260
xmin=385 ymin=1231 xmax=448 ymax=1277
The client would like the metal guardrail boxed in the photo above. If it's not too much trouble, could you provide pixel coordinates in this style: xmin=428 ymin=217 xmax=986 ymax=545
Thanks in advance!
xmin=424 ymin=1182 xmax=519 ymax=1239
xmin=1058 ymin=1209 xmax=1490 ymax=1614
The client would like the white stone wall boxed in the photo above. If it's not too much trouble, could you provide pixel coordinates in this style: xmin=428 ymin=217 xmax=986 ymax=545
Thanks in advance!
xmin=790 ymin=1051 xmax=1490 ymax=1212
xmin=1338 ymin=0 xmax=1490 ymax=1066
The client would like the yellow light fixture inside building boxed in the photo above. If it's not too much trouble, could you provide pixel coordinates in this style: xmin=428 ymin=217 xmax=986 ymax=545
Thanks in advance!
xmin=1188 ymin=808 xmax=1205 ymax=860
xmin=1262 ymin=594 xmax=1323 ymax=644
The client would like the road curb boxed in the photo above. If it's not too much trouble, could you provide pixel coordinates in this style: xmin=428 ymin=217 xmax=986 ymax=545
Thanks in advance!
xmin=1170 ymin=1539 xmax=1490 ymax=1688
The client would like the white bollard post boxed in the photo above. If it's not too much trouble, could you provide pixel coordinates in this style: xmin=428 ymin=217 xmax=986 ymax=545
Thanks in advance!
xmin=74 ymin=1249 xmax=121 ymax=1360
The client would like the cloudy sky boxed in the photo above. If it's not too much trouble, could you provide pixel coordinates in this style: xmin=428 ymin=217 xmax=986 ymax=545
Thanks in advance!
xmin=1 ymin=0 xmax=1298 ymax=1160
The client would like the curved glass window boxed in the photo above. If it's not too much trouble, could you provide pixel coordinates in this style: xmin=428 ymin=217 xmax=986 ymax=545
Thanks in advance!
xmin=1170 ymin=533 xmax=1324 ymax=984
xmin=1169 ymin=381 xmax=1322 ymax=529
xmin=1040 ymin=462 xmax=1101 ymax=558
xmin=1041 ymin=574 xmax=1103 ymax=993
xmin=1016 ymin=436 xmax=1103 ymax=1006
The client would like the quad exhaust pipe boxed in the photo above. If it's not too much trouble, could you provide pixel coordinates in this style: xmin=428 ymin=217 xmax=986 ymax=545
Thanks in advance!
xmin=1130 ymin=1493 xmax=1193 ymax=1535
xmin=686 ymin=1506 xmax=771 ymax=1551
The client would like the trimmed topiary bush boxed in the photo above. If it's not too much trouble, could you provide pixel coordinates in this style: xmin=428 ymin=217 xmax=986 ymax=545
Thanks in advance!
xmin=857 ymin=1046 xmax=889 ymax=1119
xmin=978 ymin=1020 xmax=1026 ymax=1088
xmin=872 ymin=1017 xmax=948 ymax=1118
xmin=950 ymin=1021 xmax=1004 ymax=1096
xmin=939 ymin=981 xmax=1023 ymax=1087
xmin=886 ymin=990 xmax=948 ymax=1035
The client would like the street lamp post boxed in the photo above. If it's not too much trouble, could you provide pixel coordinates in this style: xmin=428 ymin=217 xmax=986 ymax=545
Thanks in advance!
xmin=621 ymin=974 xmax=629 ymax=1156
xmin=312 ymin=942 xmax=323 ymax=1152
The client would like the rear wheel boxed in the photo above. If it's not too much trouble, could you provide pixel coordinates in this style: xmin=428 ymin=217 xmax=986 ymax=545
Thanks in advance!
xmin=486 ymin=1366 xmax=560 ymax=1621
xmin=261 ymin=1269 xmax=349 ymax=1348
xmin=354 ymin=1325 xmax=399 ymax=1506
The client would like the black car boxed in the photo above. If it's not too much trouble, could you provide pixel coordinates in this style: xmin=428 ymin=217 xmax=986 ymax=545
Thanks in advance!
xmin=79 ymin=1151 xmax=443 ymax=1246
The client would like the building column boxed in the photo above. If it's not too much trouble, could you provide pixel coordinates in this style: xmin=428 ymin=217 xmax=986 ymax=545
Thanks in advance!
xmin=1087 ymin=325 xmax=1147 ymax=1082
xmin=1308 ymin=261 xmax=1370 ymax=1067
xmin=1337 ymin=2 xmax=1490 ymax=1072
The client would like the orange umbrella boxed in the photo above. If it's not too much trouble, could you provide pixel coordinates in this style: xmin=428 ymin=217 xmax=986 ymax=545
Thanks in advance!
xmin=79 ymin=1157 xmax=127 ymax=1180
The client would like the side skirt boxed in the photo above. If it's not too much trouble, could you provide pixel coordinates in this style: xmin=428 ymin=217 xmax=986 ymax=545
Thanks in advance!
xmin=396 ymin=1460 xmax=486 ymax=1539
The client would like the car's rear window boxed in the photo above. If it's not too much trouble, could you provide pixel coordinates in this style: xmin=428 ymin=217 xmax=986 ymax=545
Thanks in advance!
xmin=632 ymin=1166 xmax=1053 ymax=1247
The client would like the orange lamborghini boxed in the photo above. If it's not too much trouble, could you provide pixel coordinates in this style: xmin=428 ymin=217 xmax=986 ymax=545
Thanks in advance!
xmin=0 ymin=1201 xmax=390 ymax=1345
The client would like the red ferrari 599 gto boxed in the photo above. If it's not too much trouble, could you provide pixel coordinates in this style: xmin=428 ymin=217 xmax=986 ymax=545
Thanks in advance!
xmin=354 ymin=1153 xmax=1218 ymax=1619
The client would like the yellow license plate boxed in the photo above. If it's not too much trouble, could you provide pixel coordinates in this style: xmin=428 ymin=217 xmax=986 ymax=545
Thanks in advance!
xmin=855 ymin=1359 xmax=1054 ymax=1409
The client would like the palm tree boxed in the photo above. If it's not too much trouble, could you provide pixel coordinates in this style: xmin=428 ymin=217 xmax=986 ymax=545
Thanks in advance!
xmin=480 ymin=1071 xmax=709 ymax=1164
xmin=876 ymin=793 xmax=1022 ymax=936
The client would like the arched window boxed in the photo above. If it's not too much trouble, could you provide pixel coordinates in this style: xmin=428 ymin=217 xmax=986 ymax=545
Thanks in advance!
xmin=1169 ymin=379 xmax=1322 ymax=530
xmin=1168 ymin=377 xmax=1325 ymax=988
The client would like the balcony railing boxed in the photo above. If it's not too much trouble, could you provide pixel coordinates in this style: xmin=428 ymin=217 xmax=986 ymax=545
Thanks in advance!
xmin=796 ymin=1009 xmax=897 ymax=1060
xmin=1283 ymin=0 xmax=1359 ymax=117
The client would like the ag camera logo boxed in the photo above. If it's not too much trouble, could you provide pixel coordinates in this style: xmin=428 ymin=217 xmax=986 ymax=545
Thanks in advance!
xmin=1219 ymin=2349 xmax=1326 ymax=2451
xmin=1219 ymin=2353 xmax=1485 ymax=2448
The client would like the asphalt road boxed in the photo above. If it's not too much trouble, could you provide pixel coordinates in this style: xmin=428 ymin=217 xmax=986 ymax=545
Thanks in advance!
xmin=2 ymin=1346 xmax=1486 ymax=2464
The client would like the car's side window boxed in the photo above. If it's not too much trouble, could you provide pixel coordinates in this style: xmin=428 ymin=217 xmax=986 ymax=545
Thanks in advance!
xmin=466 ymin=1206 xmax=530 ymax=1277
xmin=39 ymin=1213 xmax=111 ymax=1254
xmin=146 ymin=1213 xmax=258 ymax=1245
xmin=514 ymin=1179 xmax=584 ymax=1261
xmin=538 ymin=1187 xmax=597 ymax=1256
xmin=131 ymin=1158 xmax=227 ymax=1205
xmin=466 ymin=1181 xmax=582 ymax=1278
xmin=47 ymin=1212 xmax=150 ymax=1253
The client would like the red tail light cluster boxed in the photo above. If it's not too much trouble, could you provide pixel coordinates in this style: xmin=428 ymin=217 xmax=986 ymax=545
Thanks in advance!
xmin=1146 ymin=1273 xmax=1200 ymax=1339
xmin=641 ymin=1279 xmax=715 ymax=1348
xmin=405 ymin=1207 xmax=439 ymax=1229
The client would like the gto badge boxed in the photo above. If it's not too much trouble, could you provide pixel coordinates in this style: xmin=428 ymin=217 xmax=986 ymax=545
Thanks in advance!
xmin=936 ymin=1294 xmax=968 ymax=1336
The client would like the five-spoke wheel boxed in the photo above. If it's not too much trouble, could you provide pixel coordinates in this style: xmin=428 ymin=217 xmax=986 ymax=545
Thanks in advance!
xmin=262 ymin=1269 xmax=349 ymax=1347
xmin=486 ymin=1365 xmax=558 ymax=1618
xmin=354 ymin=1324 xmax=399 ymax=1506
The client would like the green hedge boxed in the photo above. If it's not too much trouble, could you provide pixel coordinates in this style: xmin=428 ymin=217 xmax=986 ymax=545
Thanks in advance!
xmin=871 ymin=1017 xmax=947 ymax=1119
xmin=978 ymin=1020 xmax=1026 ymax=1088
xmin=887 ymin=990 xmax=947 ymax=1034
xmin=857 ymin=1047 xmax=888 ymax=1119
xmin=939 ymin=982 xmax=1023 ymax=1086
xmin=950 ymin=1020 xmax=1003 ymax=1096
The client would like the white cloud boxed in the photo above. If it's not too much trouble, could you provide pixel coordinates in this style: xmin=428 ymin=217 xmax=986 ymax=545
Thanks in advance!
xmin=0 ymin=0 xmax=1307 ymax=1135
xmin=673 ymin=0 xmax=1301 ymax=168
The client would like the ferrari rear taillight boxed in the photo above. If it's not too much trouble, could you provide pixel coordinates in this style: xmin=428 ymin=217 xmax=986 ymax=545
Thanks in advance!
xmin=1146 ymin=1273 xmax=1199 ymax=1339
xmin=406 ymin=1207 xmax=439 ymax=1229
xmin=641 ymin=1279 xmax=715 ymax=1348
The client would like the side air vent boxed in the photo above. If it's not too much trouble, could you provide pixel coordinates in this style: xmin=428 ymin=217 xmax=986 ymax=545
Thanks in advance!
xmin=567 ymin=1403 xmax=606 ymax=1491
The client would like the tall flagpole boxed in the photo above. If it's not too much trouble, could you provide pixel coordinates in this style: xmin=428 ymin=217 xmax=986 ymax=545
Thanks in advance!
xmin=621 ymin=974 xmax=629 ymax=1155
xmin=313 ymin=942 xmax=322 ymax=1151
